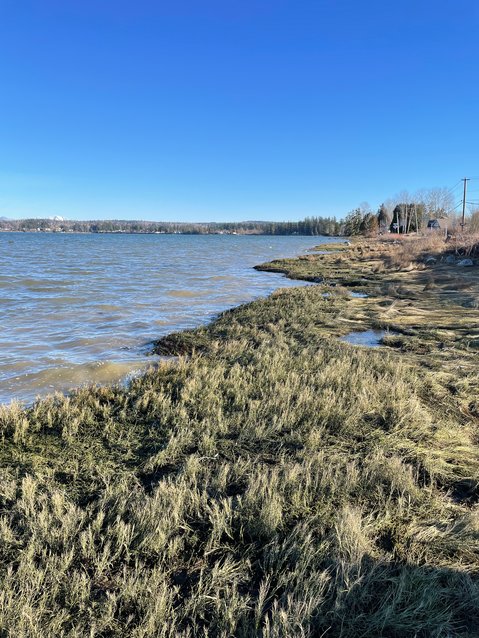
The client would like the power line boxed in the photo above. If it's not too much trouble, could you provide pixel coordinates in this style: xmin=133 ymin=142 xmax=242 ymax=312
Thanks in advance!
xmin=461 ymin=178 xmax=470 ymax=228
xmin=447 ymin=180 xmax=463 ymax=195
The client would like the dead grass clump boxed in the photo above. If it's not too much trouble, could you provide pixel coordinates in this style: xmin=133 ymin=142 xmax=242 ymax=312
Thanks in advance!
xmin=448 ymin=231 xmax=479 ymax=258
xmin=381 ymin=235 xmax=447 ymax=270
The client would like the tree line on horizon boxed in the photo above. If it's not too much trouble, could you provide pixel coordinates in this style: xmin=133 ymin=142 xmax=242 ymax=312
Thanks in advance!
xmin=1 ymin=185 xmax=478 ymax=236
xmin=0 ymin=216 xmax=342 ymax=236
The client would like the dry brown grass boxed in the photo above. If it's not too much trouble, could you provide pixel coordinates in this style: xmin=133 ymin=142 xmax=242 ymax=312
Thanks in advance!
xmin=448 ymin=231 xmax=479 ymax=258
xmin=379 ymin=234 xmax=447 ymax=269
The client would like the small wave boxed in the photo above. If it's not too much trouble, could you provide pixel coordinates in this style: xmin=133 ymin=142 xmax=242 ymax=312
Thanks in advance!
xmin=17 ymin=278 xmax=77 ymax=291
xmin=167 ymin=290 xmax=204 ymax=298
xmin=2 ymin=358 xmax=161 ymax=405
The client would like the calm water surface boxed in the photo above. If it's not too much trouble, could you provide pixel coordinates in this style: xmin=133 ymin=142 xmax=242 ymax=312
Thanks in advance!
xmin=0 ymin=233 xmax=338 ymax=404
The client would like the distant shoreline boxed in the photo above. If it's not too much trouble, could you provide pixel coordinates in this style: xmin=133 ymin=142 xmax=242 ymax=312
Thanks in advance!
xmin=0 ymin=214 xmax=342 ymax=236
xmin=0 ymin=228 xmax=334 ymax=236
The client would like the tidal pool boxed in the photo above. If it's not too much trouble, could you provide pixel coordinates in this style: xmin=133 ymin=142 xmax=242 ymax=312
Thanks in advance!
xmin=340 ymin=329 xmax=396 ymax=347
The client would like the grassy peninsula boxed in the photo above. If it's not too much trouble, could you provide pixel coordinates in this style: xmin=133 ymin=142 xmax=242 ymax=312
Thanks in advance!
xmin=1 ymin=236 xmax=479 ymax=636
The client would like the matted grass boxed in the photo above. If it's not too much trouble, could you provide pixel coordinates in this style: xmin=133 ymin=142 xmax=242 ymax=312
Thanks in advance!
xmin=1 ymin=239 xmax=479 ymax=637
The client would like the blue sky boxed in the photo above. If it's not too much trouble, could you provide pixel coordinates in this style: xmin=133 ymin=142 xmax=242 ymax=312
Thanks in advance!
xmin=0 ymin=0 xmax=478 ymax=221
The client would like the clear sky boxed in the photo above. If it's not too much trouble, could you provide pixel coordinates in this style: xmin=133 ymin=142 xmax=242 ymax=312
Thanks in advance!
xmin=1 ymin=0 xmax=478 ymax=221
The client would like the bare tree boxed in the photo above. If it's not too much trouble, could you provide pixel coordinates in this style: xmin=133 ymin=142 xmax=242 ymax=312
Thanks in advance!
xmin=395 ymin=190 xmax=412 ymax=233
xmin=358 ymin=201 xmax=372 ymax=216
xmin=423 ymin=187 xmax=454 ymax=220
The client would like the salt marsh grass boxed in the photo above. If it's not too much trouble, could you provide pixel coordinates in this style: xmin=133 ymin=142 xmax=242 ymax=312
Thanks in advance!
xmin=1 ymin=243 xmax=479 ymax=636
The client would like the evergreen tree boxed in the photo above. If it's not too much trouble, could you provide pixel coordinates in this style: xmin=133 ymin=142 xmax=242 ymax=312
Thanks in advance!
xmin=377 ymin=204 xmax=390 ymax=232
xmin=344 ymin=208 xmax=363 ymax=236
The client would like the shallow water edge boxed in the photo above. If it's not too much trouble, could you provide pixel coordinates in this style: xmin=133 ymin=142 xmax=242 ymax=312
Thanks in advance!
xmin=1 ymin=234 xmax=341 ymax=404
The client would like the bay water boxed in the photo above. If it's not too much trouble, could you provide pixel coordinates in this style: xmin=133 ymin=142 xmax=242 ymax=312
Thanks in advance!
xmin=0 ymin=233 xmax=338 ymax=404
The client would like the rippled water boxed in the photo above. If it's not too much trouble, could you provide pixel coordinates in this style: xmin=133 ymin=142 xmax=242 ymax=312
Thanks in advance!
xmin=0 ymin=233 xmax=339 ymax=404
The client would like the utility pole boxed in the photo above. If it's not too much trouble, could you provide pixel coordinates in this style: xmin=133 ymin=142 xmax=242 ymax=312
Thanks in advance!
xmin=461 ymin=178 xmax=469 ymax=230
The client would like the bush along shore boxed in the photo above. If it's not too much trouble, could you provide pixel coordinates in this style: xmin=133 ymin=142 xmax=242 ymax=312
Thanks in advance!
xmin=1 ymin=235 xmax=479 ymax=637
